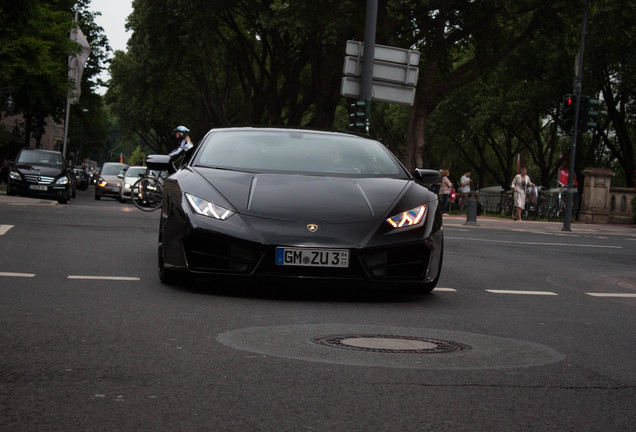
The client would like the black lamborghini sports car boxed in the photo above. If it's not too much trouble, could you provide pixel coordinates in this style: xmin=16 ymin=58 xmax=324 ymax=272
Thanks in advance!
xmin=148 ymin=127 xmax=443 ymax=293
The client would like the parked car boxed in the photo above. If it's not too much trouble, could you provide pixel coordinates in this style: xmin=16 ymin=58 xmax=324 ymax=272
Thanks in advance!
xmin=6 ymin=149 xmax=74 ymax=204
xmin=150 ymin=127 xmax=443 ymax=292
xmin=118 ymin=165 xmax=147 ymax=202
xmin=94 ymin=162 xmax=128 ymax=200
xmin=73 ymin=166 xmax=90 ymax=190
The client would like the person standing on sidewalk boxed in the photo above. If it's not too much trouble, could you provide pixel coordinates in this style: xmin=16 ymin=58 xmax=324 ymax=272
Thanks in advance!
xmin=439 ymin=169 xmax=453 ymax=215
xmin=458 ymin=170 xmax=472 ymax=215
xmin=511 ymin=167 xmax=534 ymax=221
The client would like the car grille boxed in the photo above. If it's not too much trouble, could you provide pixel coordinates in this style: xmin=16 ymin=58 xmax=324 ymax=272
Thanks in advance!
xmin=23 ymin=174 xmax=55 ymax=184
xmin=183 ymin=229 xmax=430 ymax=282
xmin=184 ymin=231 xmax=264 ymax=274
xmin=361 ymin=243 xmax=431 ymax=280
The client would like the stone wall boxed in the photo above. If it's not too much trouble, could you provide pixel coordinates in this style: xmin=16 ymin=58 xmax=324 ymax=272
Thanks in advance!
xmin=579 ymin=167 xmax=634 ymax=225
xmin=609 ymin=187 xmax=635 ymax=224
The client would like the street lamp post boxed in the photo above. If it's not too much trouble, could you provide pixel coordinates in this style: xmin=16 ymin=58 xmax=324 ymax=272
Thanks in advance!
xmin=0 ymin=86 xmax=16 ymax=114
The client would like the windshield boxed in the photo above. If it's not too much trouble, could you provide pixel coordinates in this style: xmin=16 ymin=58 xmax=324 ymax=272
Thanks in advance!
xmin=194 ymin=130 xmax=405 ymax=176
xmin=101 ymin=164 xmax=127 ymax=176
xmin=125 ymin=167 xmax=147 ymax=178
xmin=17 ymin=151 xmax=64 ymax=167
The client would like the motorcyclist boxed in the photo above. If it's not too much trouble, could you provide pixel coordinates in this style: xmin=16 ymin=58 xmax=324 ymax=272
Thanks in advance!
xmin=169 ymin=126 xmax=194 ymax=161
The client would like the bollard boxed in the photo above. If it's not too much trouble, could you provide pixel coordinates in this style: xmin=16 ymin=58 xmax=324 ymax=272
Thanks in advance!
xmin=464 ymin=195 xmax=478 ymax=225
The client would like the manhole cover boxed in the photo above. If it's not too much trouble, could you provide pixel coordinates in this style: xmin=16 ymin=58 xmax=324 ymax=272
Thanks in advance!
xmin=217 ymin=324 xmax=565 ymax=370
xmin=315 ymin=334 xmax=471 ymax=354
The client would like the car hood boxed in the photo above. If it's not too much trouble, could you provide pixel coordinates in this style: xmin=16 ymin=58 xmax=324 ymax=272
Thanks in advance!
xmin=15 ymin=164 xmax=65 ymax=177
xmin=193 ymin=168 xmax=412 ymax=223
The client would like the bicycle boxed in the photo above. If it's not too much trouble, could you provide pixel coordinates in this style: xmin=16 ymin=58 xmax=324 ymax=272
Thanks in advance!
xmin=525 ymin=186 xmax=549 ymax=220
xmin=547 ymin=189 xmax=566 ymax=221
xmin=500 ymin=191 xmax=514 ymax=218
xmin=131 ymin=169 xmax=167 ymax=212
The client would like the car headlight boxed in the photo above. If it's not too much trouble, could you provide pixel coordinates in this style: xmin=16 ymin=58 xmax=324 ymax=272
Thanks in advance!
xmin=9 ymin=171 xmax=21 ymax=180
xmin=186 ymin=193 xmax=234 ymax=220
xmin=386 ymin=205 xmax=427 ymax=228
xmin=56 ymin=176 xmax=69 ymax=185
xmin=98 ymin=179 xmax=107 ymax=187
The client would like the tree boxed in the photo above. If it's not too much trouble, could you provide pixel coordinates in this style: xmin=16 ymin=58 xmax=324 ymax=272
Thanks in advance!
xmin=0 ymin=0 xmax=76 ymax=141
xmin=0 ymin=0 xmax=111 ymax=156
xmin=107 ymin=0 xmax=364 ymax=152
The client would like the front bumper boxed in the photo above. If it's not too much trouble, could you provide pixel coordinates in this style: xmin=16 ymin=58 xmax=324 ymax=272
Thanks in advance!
xmin=168 ymin=226 xmax=443 ymax=284
xmin=9 ymin=180 xmax=69 ymax=200
xmin=96 ymin=182 xmax=122 ymax=197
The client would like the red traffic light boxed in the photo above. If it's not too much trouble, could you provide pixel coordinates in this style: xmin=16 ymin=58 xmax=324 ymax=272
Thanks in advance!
xmin=566 ymin=97 xmax=573 ymax=106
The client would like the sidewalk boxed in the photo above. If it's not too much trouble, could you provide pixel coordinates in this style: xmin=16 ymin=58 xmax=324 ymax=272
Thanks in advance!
xmin=443 ymin=213 xmax=636 ymax=237
xmin=0 ymin=192 xmax=58 ymax=206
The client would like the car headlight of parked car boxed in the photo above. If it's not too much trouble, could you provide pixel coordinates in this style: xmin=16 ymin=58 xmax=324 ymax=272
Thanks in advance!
xmin=56 ymin=176 xmax=69 ymax=185
xmin=9 ymin=171 xmax=21 ymax=181
xmin=386 ymin=205 xmax=427 ymax=228
xmin=186 ymin=193 xmax=234 ymax=220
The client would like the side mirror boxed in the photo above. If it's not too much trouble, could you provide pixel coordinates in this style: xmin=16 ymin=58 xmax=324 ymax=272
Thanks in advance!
xmin=117 ymin=174 xmax=124 ymax=179
xmin=413 ymin=168 xmax=441 ymax=187
xmin=146 ymin=154 xmax=175 ymax=174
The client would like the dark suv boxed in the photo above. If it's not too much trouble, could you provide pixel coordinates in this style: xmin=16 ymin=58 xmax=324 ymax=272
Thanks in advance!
xmin=7 ymin=149 xmax=74 ymax=204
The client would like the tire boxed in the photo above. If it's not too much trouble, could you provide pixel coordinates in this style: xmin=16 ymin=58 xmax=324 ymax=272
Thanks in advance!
xmin=158 ymin=237 xmax=193 ymax=286
xmin=132 ymin=177 xmax=163 ymax=212
xmin=58 ymin=190 xmax=70 ymax=204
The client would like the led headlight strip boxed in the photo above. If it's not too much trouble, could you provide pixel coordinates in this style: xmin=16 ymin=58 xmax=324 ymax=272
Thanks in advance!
xmin=386 ymin=205 xmax=426 ymax=228
xmin=186 ymin=193 xmax=234 ymax=220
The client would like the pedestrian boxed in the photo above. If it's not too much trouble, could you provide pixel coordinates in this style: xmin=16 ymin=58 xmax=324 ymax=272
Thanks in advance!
xmin=439 ymin=169 xmax=453 ymax=215
xmin=511 ymin=167 xmax=534 ymax=221
xmin=458 ymin=169 xmax=473 ymax=215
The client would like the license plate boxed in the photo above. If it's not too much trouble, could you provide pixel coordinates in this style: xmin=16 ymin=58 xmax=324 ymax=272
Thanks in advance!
xmin=29 ymin=185 xmax=48 ymax=191
xmin=275 ymin=247 xmax=349 ymax=268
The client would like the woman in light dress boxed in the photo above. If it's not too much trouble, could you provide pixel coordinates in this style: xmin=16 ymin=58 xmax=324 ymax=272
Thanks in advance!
xmin=511 ymin=167 xmax=534 ymax=221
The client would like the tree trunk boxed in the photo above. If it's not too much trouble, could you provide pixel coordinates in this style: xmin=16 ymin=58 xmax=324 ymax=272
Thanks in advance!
xmin=404 ymin=102 xmax=428 ymax=172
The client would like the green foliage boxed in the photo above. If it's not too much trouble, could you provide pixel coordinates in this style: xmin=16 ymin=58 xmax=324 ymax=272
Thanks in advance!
xmin=103 ymin=0 xmax=635 ymax=193
xmin=127 ymin=145 xmax=146 ymax=166
xmin=0 ymin=0 xmax=75 ymax=120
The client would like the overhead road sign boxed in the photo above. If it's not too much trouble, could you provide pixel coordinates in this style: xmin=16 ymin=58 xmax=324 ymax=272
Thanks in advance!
xmin=343 ymin=57 xmax=419 ymax=86
xmin=346 ymin=40 xmax=420 ymax=66
xmin=341 ymin=77 xmax=416 ymax=106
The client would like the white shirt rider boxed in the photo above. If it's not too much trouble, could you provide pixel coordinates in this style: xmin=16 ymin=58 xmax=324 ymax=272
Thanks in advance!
xmin=169 ymin=126 xmax=193 ymax=159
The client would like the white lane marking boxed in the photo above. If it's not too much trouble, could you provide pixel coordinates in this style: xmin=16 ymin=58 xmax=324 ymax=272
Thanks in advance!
xmin=0 ymin=225 xmax=14 ymax=235
xmin=586 ymin=293 xmax=636 ymax=298
xmin=0 ymin=272 xmax=35 ymax=277
xmin=67 ymin=276 xmax=140 ymax=281
xmin=487 ymin=289 xmax=558 ymax=296
xmin=433 ymin=287 xmax=457 ymax=292
xmin=447 ymin=236 xmax=622 ymax=248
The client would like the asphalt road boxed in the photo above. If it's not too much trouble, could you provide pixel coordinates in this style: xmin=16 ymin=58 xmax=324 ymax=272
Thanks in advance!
xmin=1 ymin=188 xmax=635 ymax=431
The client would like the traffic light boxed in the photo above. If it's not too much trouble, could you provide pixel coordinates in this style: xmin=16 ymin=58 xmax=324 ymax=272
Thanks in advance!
xmin=585 ymin=97 xmax=600 ymax=131
xmin=348 ymin=100 xmax=367 ymax=133
xmin=562 ymin=94 xmax=576 ymax=133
